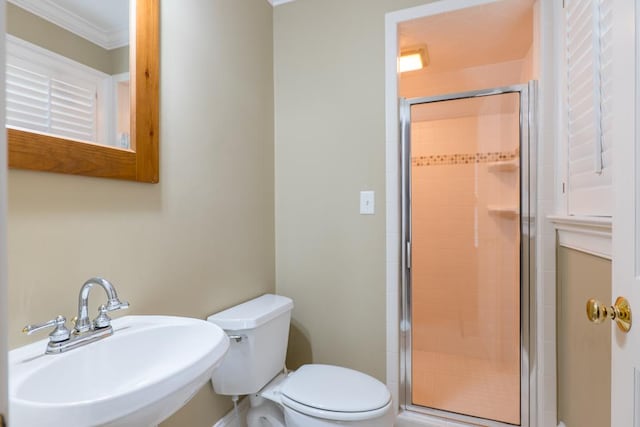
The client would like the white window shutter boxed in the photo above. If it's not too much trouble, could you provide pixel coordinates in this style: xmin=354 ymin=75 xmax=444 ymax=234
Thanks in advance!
xmin=6 ymin=36 xmax=104 ymax=144
xmin=6 ymin=64 xmax=50 ymax=134
xmin=50 ymin=79 xmax=96 ymax=142
xmin=565 ymin=0 xmax=613 ymax=216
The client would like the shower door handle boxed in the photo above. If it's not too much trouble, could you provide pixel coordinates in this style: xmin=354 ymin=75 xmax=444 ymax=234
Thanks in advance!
xmin=586 ymin=296 xmax=632 ymax=333
xmin=406 ymin=241 xmax=411 ymax=270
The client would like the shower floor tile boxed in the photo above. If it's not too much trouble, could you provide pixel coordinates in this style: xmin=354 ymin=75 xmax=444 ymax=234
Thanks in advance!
xmin=412 ymin=350 xmax=520 ymax=425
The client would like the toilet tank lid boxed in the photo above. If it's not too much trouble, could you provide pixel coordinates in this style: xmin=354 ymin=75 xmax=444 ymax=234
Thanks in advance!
xmin=207 ymin=294 xmax=293 ymax=331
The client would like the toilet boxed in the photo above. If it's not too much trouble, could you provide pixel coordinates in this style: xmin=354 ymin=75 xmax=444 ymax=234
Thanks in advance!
xmin=207 ymin=294 xmax=394 ymax=427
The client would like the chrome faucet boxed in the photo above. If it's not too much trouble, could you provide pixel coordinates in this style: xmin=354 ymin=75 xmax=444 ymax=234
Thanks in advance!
xmin=23 ymin=277 xmax=129 ymax=354
xmin=74 ymin=277 xmax=129 ymax=333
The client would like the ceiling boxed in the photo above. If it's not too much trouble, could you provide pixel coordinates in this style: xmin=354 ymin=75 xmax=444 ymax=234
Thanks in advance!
xmin=399 ymin=0 xmax=534 ymax=73
xmin=267 ymin=0 xmax=297 ymax=5
xmin=8 ymin=0 xmax=129 ymax=49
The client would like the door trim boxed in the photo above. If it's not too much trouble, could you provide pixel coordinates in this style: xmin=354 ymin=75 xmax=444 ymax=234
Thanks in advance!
xmin=385 ymin=1 xmax=562 ymax=425
xmin=399 ymin=84 xmax=534 ymax=427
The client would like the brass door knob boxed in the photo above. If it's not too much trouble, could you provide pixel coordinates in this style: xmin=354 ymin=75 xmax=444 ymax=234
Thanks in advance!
xmin=586 ymin=296 xmax=632 ymax=333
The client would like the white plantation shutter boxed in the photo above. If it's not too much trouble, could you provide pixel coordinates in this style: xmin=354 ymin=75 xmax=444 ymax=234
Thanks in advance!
xmin=50 ymin=78 xmax=96 ymax=141
xmin=565 ymin=0 xmax=613 ymax=216
xmin=6 ymin=63 xmax=49 ymax=134
xmin=6 ymin=36 xmax=106 ymax=144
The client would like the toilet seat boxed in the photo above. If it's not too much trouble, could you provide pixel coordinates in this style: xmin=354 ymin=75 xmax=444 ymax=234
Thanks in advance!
xmin=280 ymin=364 xmax=391 ymax=422
xmin=281 ymin=395 xmax=392 ymax=422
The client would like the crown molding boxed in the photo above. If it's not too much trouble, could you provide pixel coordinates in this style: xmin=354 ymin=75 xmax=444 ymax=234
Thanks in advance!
xmin=266 ymin=0 xmax=297 ymax=6
xmin=7 ymin=0 xmax=128 ymax=50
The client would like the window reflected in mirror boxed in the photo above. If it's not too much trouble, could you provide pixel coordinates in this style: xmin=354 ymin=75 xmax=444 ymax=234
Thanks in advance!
xmin=6 ymin=0 xmax=130 ymax=149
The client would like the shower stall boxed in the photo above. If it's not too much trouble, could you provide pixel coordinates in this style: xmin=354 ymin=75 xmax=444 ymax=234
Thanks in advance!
xmin=400 ymin=83 xmax=535 ymax=426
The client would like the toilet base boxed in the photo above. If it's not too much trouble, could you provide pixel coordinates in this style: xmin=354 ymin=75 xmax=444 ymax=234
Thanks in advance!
xmin=247 ymin=398 xmax=285 ymax=427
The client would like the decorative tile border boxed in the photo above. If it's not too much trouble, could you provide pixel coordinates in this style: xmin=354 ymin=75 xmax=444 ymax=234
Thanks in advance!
xmin=412 ymin=149 xmax=519 ymax=167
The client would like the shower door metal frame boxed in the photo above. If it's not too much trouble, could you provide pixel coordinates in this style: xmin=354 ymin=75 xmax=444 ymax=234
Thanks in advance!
xmin=400 ymin=82 xmax=536 ymax=427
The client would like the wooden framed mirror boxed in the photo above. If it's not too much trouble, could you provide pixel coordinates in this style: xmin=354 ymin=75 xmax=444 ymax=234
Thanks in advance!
xmin=7 ymin=0 xmax=159 ymax=183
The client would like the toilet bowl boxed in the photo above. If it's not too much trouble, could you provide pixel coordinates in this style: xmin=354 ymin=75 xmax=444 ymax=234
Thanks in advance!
xmin=207 ymin=294 xmax=394 ymax=427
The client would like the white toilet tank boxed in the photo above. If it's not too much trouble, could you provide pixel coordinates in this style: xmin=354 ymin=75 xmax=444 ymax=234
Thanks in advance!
xmin=207 ymin=294 xmax=293 ymax=396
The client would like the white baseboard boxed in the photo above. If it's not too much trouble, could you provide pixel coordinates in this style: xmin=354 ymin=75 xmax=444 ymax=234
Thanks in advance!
xmin=213 ymin=398 xmax=250 ymax=427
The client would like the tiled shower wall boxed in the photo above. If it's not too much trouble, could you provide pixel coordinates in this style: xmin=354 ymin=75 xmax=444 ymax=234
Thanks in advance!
xmin=411 ymin=114 xmax=520 ymax=359
xmin=409 ymin=108 xmax=521 ymax=423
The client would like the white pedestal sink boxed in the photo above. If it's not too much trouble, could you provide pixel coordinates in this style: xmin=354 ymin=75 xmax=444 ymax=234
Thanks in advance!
xmin=9 ymin=315 xmax=230 ymax=427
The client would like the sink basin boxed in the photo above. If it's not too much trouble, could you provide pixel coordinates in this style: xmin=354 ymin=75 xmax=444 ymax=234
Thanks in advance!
xmin=9 ymin=315 xmax=230 ymax=427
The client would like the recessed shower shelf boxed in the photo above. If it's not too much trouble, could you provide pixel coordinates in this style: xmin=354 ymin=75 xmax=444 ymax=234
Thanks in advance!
xmin=488 ymin=206 xmax=519 ymax=219
xmin=487 ymin=160 xmax=519 ymax=172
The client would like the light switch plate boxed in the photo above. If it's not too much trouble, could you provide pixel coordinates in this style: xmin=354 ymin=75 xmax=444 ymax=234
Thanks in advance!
xmin=360 ymin=190 xmax=375 ymax=214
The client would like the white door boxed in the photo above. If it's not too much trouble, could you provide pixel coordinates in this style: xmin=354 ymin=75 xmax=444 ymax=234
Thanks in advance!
xmin=610 ymin=0 xmax=639 ymax=425
xmin=0 ymin=0 xmax=7 ymax=424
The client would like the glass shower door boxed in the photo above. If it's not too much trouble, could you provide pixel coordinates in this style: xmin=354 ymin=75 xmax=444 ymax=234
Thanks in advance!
xmin=402 ymin=87 xmax=530 ymax=426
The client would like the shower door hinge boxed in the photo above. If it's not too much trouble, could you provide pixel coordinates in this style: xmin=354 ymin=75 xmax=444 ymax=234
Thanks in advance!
xmin=406 ymin=241 xmax=411 ymax=270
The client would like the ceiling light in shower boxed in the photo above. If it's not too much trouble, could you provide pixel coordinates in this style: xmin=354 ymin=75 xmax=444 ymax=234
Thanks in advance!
xmin=399 ymin=46 xmax=429 ymax=73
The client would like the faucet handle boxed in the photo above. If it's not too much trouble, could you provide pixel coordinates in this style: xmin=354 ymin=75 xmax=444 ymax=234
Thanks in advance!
xmin=93 ymin=300 xmax=129 ymax=329
xmin=22 ymin=315 xmax=71 ymax=343
xmin=93 ymin=305 xmax=112 ymax=329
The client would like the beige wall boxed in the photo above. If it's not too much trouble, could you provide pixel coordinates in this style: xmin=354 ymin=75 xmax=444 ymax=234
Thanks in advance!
xmin=7 ymin=1 xmax=274 ymax=426
xmin=7 ymin=3 xmax=129 ymax=75
xmin=109 ymin=46 xmax=130 ymax=75
xmin=557 ymin=247 xmax=611 ymax=427
xmin=274 ymin=0 xmax=431 ymax=381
